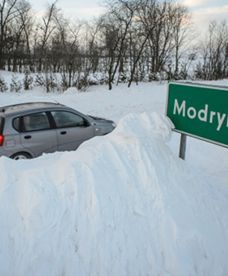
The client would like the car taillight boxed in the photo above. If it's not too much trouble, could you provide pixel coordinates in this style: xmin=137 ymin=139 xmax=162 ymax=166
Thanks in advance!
xmin=0 ymin=134 xmax=4 ymax=146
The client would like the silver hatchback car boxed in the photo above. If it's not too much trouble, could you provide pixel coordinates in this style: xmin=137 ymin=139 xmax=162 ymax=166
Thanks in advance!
xmin=0 ymin=102 xmax=116 ymax=159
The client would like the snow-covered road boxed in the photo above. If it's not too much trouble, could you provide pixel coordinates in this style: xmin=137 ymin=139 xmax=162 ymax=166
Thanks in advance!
xmin=0 ymin=80 xmax=228 ymax=276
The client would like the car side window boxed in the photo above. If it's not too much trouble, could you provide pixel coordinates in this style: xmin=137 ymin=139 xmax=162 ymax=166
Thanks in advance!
xmin=13 ymin=117 xmax=20 ymax=131
xmin=22 ymin=112 xmax=50 ymax=132
xmin=51 ymin=111 xmax=88 ymax=128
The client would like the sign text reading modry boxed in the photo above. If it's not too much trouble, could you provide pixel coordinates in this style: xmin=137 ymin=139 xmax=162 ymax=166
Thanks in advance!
xmin=166 ymin=82 xmax=228 ymax=148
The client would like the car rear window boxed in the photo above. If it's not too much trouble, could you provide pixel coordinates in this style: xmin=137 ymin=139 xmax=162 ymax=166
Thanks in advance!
xmin=13 ymin=112 xmax=51 ymax=132
xmin=0 ymin=117 xmax=4 ymax=134
xmin=22 ymin=112 xmax=51 ymax=132
xmin=13 ymin=117 xmax=20 ymax=131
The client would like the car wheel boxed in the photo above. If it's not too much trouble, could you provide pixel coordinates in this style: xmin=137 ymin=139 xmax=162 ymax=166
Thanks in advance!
xmin=10 ymin=152 xmax=31 ymax=160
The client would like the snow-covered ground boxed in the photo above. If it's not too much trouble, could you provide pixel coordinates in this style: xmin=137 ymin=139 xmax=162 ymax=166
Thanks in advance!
xmin=0 ymin=79 xmax=228 ymax=275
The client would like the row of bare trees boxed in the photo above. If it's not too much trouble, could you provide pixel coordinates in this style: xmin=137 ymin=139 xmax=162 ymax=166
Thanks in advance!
xmin=99 ymin=0 xmax=193 ymax=89
xmin=195 ymin=21 xmax=228 ymax=80
xmin=0 ymin=0 xmax=228 ymax=91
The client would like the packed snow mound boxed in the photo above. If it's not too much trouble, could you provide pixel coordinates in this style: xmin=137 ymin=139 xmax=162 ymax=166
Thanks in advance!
xmin=63 ymin=87 xmax=80 ymax=94
xmin=0 ymin=113 xmax=228 ymax=276
xmin=114 ymin=112 xmax=174 ymax=141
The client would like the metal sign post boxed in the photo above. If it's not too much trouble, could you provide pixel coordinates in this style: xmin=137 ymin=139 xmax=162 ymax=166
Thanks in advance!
xmin=179 ymin=133 xmax=187 ymax=160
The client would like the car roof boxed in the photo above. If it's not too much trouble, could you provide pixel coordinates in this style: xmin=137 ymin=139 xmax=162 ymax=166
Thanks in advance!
xmin=0 ymin=102 xmax=66 ymax=116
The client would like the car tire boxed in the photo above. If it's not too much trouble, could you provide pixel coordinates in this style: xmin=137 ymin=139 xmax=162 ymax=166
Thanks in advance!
xmin=10 ymin=152 xmax=31 ymax=160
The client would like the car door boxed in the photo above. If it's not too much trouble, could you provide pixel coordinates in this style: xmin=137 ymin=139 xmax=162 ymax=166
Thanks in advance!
xmin=50 ymin=110 xmax=95 ymax=151
xmin=18 ymin=111 xmax=58 ymax=157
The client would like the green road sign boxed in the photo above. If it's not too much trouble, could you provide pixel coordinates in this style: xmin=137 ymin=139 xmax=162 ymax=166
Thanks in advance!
xmin=166 ymin=82 xmax=228 ymax=148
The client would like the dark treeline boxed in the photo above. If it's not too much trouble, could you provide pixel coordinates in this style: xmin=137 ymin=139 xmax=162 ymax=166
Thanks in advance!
xmin=0 ymin=0 xmax=228 ymax=91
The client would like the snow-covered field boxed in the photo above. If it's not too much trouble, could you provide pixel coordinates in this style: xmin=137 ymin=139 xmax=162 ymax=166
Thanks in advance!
xmin=0 ymin=79 xmax=228 ymax=275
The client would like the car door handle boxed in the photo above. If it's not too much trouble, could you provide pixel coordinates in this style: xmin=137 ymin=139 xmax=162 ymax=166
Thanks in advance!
xmin=60 ymin=131 xmax=67 ymax=135
xmin=24 ymin=135 xmax=31 ymax=139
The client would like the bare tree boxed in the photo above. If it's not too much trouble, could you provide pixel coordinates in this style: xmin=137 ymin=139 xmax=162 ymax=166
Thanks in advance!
xmin=127 ymin=0 xmax=157 ymax=86
xmin=170 ymin=3 xmax=191 ymax=78
xmin=0 ymin=0 xmax=21 ymax=68
xmin=196 ymin=21 xmax=228 ymax=80
xmin=101 ymin=0 xmax=137 ymax=90
xmin=16 ymin=0 xmax=33 ymax=70
xmin=36 ymin=1 xmax=57 ymax=72
xmin=8 ymin=0 xmax=32 ymax=72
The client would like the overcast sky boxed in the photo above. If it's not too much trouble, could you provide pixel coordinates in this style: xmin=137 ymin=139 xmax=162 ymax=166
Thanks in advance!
xmin=31 ymin=0 xmax=228 ymax=33
xmin=186 ymin=0 xmax=228 ymax=32
xmin=32 ymin=0 xmax=105 ymax=20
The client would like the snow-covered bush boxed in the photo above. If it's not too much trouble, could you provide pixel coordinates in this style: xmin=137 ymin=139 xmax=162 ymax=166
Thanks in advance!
xmin=35 ymin=73 xmax=59 ymax=92
xmin=60 ymin=73 xmax=69 ymax=92
xmin=10 ymin=76 xmax=22 ymax=93
xmin=44 ymin=73 xmax=58 ymax=92
xmin=0 ymin=77 xmax=8 ymax=92
xmin=77 ymin=76 xmax=89 ymax=91
xmin=23 ymin=71 xmax=33 ymax=90
xmin=35 ymin=73 xmax=45 ymax=87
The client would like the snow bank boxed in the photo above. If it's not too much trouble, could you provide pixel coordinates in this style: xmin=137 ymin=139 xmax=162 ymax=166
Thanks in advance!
xmin=0 ymin=113 xmax=228 ymax=276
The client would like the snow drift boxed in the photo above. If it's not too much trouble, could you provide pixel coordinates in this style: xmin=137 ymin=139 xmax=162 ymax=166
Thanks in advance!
xmin=0 ymin=112 xmax=228 ymax=276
